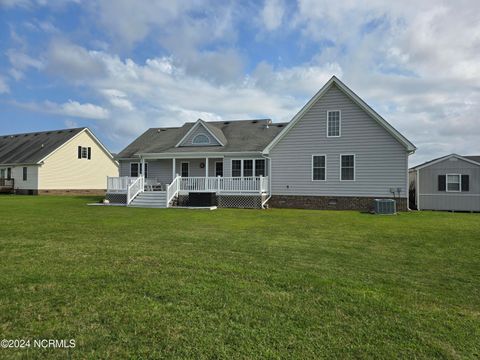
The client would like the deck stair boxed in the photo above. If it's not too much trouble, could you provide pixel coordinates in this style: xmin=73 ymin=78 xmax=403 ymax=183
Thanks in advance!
xmin=128 ymin=191 xmax=167 ymax=208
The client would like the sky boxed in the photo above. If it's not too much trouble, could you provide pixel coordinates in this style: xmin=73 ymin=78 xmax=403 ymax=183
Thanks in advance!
xmin=0 ymin=0 xmax=479 ymax=165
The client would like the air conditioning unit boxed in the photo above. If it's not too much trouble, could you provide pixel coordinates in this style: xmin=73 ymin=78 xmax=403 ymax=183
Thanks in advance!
xmin=374 ymin=199 xmax=396 ymax=215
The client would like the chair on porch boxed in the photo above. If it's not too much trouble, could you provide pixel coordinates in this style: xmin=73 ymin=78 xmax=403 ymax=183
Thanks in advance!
xmin=144 ymin=178 xmax=164 ymax=191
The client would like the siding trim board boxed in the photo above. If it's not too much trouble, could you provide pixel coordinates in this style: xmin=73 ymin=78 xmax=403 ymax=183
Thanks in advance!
xmin=263 ymin=76 xmax=416 ymax=154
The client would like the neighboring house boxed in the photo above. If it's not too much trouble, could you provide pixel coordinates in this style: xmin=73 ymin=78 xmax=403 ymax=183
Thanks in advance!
xmin=109 ymin=76 xmax=416 ymax=210
xmin=0 ymin=127 xmax=118 ymax=195
xmin=409 ymin=154 xmax=480 ymax=211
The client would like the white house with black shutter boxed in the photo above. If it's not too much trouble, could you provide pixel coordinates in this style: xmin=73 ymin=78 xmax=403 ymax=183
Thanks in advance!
xmin=0 ymin=127 xmax=118 ymax=195
xmin=409 ymin=154 xmax=480 ymax=211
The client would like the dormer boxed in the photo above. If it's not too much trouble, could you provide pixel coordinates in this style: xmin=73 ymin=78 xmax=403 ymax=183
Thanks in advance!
xmin=175 ymin=119 xmax=226 ymax=147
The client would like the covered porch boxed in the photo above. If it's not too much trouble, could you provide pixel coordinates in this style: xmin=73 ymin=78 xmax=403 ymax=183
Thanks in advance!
xmin=107 ymin=155 xmax=270 ymax=207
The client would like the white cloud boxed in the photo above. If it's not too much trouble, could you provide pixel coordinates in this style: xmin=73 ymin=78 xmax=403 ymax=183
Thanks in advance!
xmin=13 ymin=99 xmax=110 ymax=120
xmin=0 ymin=75 xmax=10 ymax=93
xmin=261 ymin=0 xmax=285 ymax=31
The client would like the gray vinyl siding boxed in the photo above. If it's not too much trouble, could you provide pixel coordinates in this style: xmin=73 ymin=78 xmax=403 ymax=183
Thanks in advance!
xmin=179 ymin=125 xmax=221 ymax=147
xmin=417 ymin=157 xmax=480 ymax=211
xmin=270 ymin=84 xmax=408 ymax=197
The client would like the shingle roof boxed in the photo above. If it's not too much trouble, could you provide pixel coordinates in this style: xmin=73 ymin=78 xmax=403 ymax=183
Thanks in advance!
xmin=410 ymin=153 xmax=480 ymax=170
xmin=464 ymin=155 xmax=480 ymax=163
xmin=117 ymin=119 xmax=287 ymax=158
xmin=0 ymin=128 xmax=85 ymax=165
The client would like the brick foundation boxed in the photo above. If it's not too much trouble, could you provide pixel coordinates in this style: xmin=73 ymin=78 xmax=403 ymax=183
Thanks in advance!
xmin=268 ymin=195 xmax=407 ymax=212
xmin=37 ymin=189 xmax=106 ymax=196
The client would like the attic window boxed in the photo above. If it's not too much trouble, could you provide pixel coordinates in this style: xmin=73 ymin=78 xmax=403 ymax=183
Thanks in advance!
xmin=192 ymin=134 xmax=210 ymax=145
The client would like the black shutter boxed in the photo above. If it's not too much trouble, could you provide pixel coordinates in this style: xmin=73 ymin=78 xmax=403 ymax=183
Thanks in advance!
xmin=87 ymin=147 xmax=91 ymax=160
xmin=461 ymin=175 xmax=469 ymax=191
xmin=438 ymin=175 xmax=446 ymax=191
xmin=78 ymin=146 xmax=82 ymax=159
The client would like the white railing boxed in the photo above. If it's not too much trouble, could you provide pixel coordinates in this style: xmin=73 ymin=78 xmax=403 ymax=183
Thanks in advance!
xmin=166 ymin=175 xmax=181 ymax=207
xmin=107 ymin=176 xmax=136 ymax=192
xmin=180 ymin=176 xmax=268 ymax=194
xmin=127 ymin=177 xmax=144 ymax=205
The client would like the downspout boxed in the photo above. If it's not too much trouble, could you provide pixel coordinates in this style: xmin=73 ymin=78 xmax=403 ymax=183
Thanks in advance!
xmin=416 ymin=168 xmax=420 ymax=211
xmin=261 ymin=154 xmax=272 ymax=209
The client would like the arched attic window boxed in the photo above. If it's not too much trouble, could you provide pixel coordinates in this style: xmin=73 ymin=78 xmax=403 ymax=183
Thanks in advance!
xmin=192 ymin=134 xmax=210 ymax=145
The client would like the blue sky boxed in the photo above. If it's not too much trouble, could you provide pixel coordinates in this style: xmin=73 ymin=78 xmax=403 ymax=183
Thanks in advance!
xmin=1 ymin=0 xmax=479 ymax=164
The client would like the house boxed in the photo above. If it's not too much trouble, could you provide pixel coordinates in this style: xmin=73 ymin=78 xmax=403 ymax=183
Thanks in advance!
xmin=409 ymin=154 xmax=480 ymax=212
xmin=108 ymin=76 xmax=416 ymax=210
xmin=0 ymin=127 xmax=118 ymax=195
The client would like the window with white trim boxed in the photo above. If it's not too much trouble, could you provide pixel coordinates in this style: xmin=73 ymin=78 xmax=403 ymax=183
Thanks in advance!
xmin=255 ymin=159 xmax=266 ymax=176
xmin=312 ymin=155 xmax=326 ymax=181
xmin=232 ymin=160 xmax=241 ymax=177
xmin=447 ymin=174 xmax=460 ymax=192
xmin=215 ymin=162 xmax=223 ymax=177
xmin=192 ymin=134 xmax=210 ymax=145
xmin=327 ymin=110 xmax=341 ymax=137
xmin=130 ymin=163 xmax=148 ymax=178
xmin=243 ymin=160 xmax=253 ymax=177
xmin=181 ymin=162 xmax=189 ymax=177
xmin=341 ymin=155 xmax=354 ymax=180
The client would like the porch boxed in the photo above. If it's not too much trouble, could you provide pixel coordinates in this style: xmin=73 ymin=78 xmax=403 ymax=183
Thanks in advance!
xmin=106 ymin=175 xmax=269 ymax=208
xmin=0 ymin=178 xmax=14 ymax=194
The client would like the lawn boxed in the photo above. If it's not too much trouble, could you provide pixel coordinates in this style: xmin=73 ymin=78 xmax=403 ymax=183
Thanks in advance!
xmin=0 ymin=196 xmax=479 ymax=359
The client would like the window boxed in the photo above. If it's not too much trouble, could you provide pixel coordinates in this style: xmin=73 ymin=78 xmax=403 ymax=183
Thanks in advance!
xmin=255 ymin=159 xmax=266 ymax=176
xmin=23 ymin=167 xmax=27 ymax=181
xmin=341 ymin=155 xmax=355 ymax=181
xmin=78 ymin=146 xmax=91 ymax=159
xmin=7 ymin=168 xmax=11 ymax=179
xmin=130 ymin=163 xmax=139 ymax=177
xmin=181 ymin=162 xmax=189 ymax=177
xmin=192 ymin=134 xmax=210 ymax=145
xmin=312 ymin=155 xmax=326 ymax=181
xmin=232 ymin=160 xmax=241 ymax=177
xmin=0 ymin=169 xmax=5 ymax=179
xmin=446 ymin=174 xmax=461 ymax=192
xmin=232 ymin=159 xmax=266 ymax=177
xmin=327 ymin=110 xmax=341 ymax=137
xmin=243 ymin=160 xmax=253 ymax=177
xmin=130 ymin=163 xmax=148 ymax=178
xmin=215 ymin=162 xmax=223 ymax=177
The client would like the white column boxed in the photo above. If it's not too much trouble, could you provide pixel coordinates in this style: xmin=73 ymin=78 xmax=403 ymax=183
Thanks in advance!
xmin=141 ymin=157 xmax=145 ymax=179
xmin=205 ymin=157 xmax=209 ymax=177
xmin=172 ymin=158 xmax=176 ymax=180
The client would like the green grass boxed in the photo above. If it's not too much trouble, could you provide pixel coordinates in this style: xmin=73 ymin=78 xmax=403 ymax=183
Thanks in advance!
xmin=0 ymin=196 xmax=479 ymax=359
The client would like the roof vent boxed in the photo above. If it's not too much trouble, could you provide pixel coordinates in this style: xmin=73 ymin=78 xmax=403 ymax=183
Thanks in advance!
xmin=34 ymin=133 xmax=39 ymax=136
xmin=41 ymin=144 xmax=45 ymax=148
xmin=69 ymin=130 xmax=74 ymax=133
xmin=252 ymin=120 xmax=258 ymax=123
xmin=46 ymin=132 xmax=51 ymax=135
xmin=277 ymin=124 xmax=284 ymax=128
xmin=223 ymin=121 xmax=230 ymax=125
xmin=24 ymin=134 xmax=29 ymax=137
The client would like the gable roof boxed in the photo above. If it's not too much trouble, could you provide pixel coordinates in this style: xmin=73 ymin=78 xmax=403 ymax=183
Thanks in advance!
xmin=0 ymin=127 xmax=85 ymax=165
xmin=263 ymin=76 xmax=416 ymax=154
xmin=175 ymin=119 xmax=227 ymax=147
xmin=117 ymin=119 xmax=287 ymax=158
xmin=0 ymin=127 xmax=116 ymax=165
xmin=410 ymin=153 xmax=480 ymax=170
